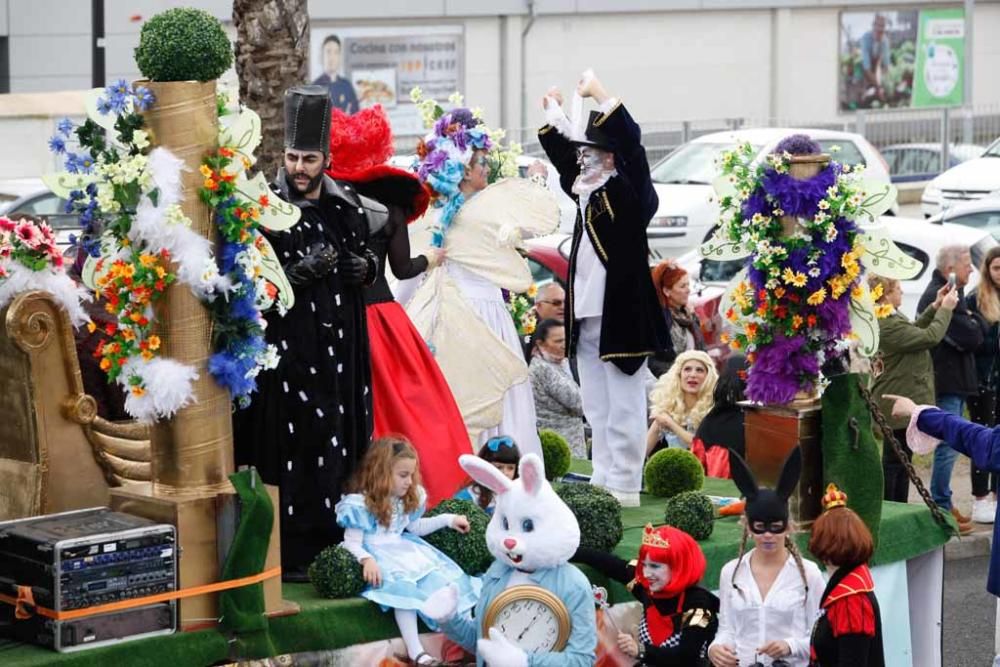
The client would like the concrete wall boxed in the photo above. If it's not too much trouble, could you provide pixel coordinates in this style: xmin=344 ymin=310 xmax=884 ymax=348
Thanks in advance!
xmin=0 ymin=0 xmax=998 ymax=179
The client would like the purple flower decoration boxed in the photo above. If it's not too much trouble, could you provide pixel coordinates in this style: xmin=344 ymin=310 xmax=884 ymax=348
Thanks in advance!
xmin=774 ymin=134 xmax=821 ymax=156
xmin=450 ymin=107 xmax=478 ymax=129
xmin=747 ymin=334 xmax=820 ymax=404
xmin=760 ymin=166 xmax=837 ymax=219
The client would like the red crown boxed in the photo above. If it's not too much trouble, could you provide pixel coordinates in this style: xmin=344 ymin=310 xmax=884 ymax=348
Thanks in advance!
xmin=822 ymin=483 xmax=848 ymax=511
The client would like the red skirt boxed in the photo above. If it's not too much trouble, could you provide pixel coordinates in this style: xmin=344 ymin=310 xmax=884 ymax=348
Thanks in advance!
xmin=367 ymin=301 xmax=472 ymax=506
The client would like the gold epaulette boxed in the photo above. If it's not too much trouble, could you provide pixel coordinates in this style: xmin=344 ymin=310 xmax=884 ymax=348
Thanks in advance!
xmin=681 ymin=608 xmax=713 ymax=629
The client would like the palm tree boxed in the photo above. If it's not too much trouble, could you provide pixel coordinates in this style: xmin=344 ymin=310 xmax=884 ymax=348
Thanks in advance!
xmin=233 ymin=0 xmax=309 ymax=179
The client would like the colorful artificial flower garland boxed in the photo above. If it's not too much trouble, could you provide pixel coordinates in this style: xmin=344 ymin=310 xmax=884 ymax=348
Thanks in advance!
xmin=715 ymin=137 xmax=879 ymax=404
xmin=49 ymin=80 xmax=281 ymax=419
xmin=198 ymin=141 xmax=279 ymax=408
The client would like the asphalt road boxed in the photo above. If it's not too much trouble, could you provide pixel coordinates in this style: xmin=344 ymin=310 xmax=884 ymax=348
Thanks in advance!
xmin=944 ymin=555 xmax=996 ymax=666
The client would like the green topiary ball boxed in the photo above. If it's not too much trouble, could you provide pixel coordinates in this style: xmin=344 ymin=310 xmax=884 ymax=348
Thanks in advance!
xmin=423 ymin=498 xmax=493 ymax=575
xmin=644 ymin=448 xmax=705 ymax=498
xmin=663 ymin=491 xmax=715 ymax=541
xmin=135 ymin=8 xmax=233 ymax=82
xmin=539 ymin=429 xmax=572 ymax=481
xmin=554 ymin=483 xmax=623 ymax=552
xmin=308 ymin=544 xmax=365 ymax=599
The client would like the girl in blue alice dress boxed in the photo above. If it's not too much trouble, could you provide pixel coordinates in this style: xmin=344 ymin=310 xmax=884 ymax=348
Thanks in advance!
xmin=453 ymin=436 xmax=520 ymax=515
xmin=336 ymin=436 xmax=482 ymax=665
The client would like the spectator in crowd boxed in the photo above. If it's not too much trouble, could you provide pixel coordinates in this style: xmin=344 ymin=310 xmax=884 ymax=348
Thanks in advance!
xmin=691 ymin=354 xmax=748 ymax=479
xmin=967 ymin=246 xmax=1000 ymax=523
xmin=916 ymin=244 xmax=983 ymax=531
xmin=646 ymin=350 xmax=717 ymax=457
xmin=534 ymin=282 xmax=565 ymax=323
xmin=649 ymin=259 xmax=704 ymax=377
xmin=870 ymin=274 xmax=957 ymax=508
xmin=527 ymin=318 xmax=586 ymax=459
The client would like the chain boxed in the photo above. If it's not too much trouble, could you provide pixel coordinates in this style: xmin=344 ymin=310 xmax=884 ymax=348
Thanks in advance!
xmin=856 ymin=378 xmax=955 ymax=534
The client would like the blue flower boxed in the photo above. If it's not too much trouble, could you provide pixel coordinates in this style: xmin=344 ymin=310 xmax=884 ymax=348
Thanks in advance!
xmin=57 ymin=118 xmax=74 ymax=136
xmin=134 ymin=86 xmax=155 ymax=111
xmin=85 ymin=183 xmax=98 ymax=197
xmin=109 ymin=79 xmax=132 ymax=98
xmin=48 ymin=135 xmax=66 ymax=155
xmin=65 ymin=152 xmax=95 ymax=174
xmin=96 ymin=97 xmax=112 ymax=115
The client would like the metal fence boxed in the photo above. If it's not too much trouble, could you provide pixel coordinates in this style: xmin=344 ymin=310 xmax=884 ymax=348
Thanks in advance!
xmin=508 ymin=104 xmax=1000 ymax=168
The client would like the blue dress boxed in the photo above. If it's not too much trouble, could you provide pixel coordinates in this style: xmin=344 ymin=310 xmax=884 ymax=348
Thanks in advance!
xmin=335 ymin=489 xmax=481 ymax=623
xmin=454 ymin=484 xmax=496 ymax=515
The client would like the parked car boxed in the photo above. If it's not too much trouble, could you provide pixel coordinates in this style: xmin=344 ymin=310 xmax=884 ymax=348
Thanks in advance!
xmin=389 ymin=154 xmax=577 ymax=233
xmin=521 ymin=232 xmax=570 ymax=286
xmin=928 ymin=196 xmax=1000 ymax=241
xmin=647 ymin=128 xmax=895 ymax=258
xmin=675 ymin=217 xmax=997 ymax=365
xmin=921 ymin=136 xmax=1000 ymax=218
xmin=881 ymin=143 xmax=984 ymax=184
xmin=0 ymin=186 xmax=78 ymax=249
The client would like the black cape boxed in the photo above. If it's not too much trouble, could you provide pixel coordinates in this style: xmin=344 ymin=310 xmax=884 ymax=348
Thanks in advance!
xmin=234 ymin=172 xmax=373 ymax=576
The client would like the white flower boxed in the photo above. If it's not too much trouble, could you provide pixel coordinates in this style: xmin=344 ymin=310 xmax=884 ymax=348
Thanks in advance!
xmin=471 ymin=107 xmax=484 ymax=119
xmin=409 ymin=86 xmax=424 ymax=103
xmin=447 ymin=91 xmax=464 ymax=106
xmin=132 ymin=130 xmax=150 ymax=151
xmin=808 ymin=267 xmax=821 ymax=277
xmin=258 ymin=344 xmax=280 ymax=371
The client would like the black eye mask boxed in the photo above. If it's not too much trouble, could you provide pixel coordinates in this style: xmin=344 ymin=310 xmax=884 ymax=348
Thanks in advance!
xmin=729 ymin=447 xmax=802 ymax=534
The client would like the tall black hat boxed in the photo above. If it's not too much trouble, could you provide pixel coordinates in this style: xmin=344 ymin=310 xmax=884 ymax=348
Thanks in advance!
xmin=572 ymin=110 xmax=614 ymax=150
xmin=284 ymin=85 xmax=332 ymax=155
xmin=729 ymin=447 xmax=802 ymax=530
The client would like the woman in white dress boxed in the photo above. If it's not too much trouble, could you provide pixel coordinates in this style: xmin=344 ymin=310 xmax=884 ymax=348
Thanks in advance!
xmin=709 ymin=449 xmax=825 ymax=667
xmin=407 ymin=104 xmax=559 ymax=458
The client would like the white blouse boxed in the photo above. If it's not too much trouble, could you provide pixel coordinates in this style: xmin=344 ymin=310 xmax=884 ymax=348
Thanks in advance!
xmin=711 ymin=548 xmax=826 ymax=667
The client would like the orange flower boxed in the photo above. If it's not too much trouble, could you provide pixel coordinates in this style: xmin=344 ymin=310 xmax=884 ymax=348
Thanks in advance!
xmin=141 ymin=350 xmax=154 ymax=361
xmin=720 ymin=332 xmax=731 ymax=344
xmin=731 ymin=338 xmax=743 ymax=350
xmin=99 ymin=357 xmax=112 ymax=371
xmin=725 ymin=307 xmax=737 ymax=322
xmin=219 ymin=147 xmax=235 ymax=158
xmin=792 ymin=315 xmax=804 ymax=329
xmin=746 ymin=352 xmax=757 ymax=364
xmin=746 ymin=322 xmax=758 ymax=341
xmin=131 ymin=385 xmax=146 ymax=397
xmin=87 ymin=321 xmax=97 ymax=333
xmin=148 ymin=335 xmax=161 ymax=351
xmin=774 ymin=287 xmax=786 ymax=299
xmin=199 ymin=164 xmax=213 ymax=178
xmin=121 ymin=328 xmax=136 ymax=342
xmin=204 ymin=178 xmax=218 ymax=191
xmin=756 ymin=303 xmax=768 ymax=317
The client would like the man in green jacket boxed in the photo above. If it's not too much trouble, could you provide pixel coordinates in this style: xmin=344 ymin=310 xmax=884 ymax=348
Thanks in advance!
xmin=871 ymin=275 xmax=958 ymax=505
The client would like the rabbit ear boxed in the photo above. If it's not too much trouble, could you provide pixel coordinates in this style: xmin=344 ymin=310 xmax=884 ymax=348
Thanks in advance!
xmin=728 ymin=451 xmax=759 ymax=500
xmin=519 ymin=454 xmax=545 ymax=496
xmin=459 ymin=454 xmax=513 ymax=495
xmin=775 ymin=447 xmax=803 ymax=501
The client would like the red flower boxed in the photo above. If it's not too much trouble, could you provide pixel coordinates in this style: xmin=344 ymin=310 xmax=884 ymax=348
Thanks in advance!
xmin=807 ymin=314 xmax=817 ymax=327
xmin=258 ymin=195 xmax=270 ymax=207
xmin=104 ymin=323 xmax=116 ymax=336
xmin=219 ymin=147 xmax=235 ymax=158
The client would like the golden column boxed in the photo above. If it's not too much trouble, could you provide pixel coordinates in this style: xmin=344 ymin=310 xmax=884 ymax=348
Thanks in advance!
xmin=141 ymin=80 xmax=235 ymax=496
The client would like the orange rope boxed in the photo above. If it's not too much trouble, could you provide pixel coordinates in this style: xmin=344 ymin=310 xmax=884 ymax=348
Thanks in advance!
xmin=0 ymin=566 xmax=281 ymax=622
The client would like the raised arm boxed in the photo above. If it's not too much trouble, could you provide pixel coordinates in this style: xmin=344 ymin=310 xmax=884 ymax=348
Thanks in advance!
xmin=538 ymin=90 xmax=580 ymax=198
xmin=385 ymin=206 xmax=435 ymax=280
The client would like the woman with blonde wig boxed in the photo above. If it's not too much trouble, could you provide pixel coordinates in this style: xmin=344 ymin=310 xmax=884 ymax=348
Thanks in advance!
xmin=646 ymin=350 xmax=718 ymax=456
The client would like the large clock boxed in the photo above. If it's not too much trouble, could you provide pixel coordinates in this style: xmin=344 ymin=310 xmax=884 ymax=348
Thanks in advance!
xmin=481 ymin=585 xmax=572 ymax=653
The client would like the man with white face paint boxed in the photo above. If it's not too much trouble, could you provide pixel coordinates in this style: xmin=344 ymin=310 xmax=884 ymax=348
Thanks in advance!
xmin=538 ymin=72 xmax=668 ymax=506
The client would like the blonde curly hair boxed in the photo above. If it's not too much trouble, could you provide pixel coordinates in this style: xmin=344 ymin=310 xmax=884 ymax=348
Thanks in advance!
xmin=649 ymin=350 xmax=718 ymax=431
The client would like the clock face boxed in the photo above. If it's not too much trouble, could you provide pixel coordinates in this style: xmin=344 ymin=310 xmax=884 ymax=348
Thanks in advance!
xmin=492 ymin=598 xmax=563 ymax=652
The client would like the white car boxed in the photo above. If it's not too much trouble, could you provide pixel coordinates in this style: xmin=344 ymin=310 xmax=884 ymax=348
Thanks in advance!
xmin=388 ymin=154 xmax=577 ymax=233
xmin=676 ymin=217 xmax=995 ymax=329
xmin=921 ymin=137 xmax=1000 ymax=218
xmin=927 ymin=196 xmax=1000 ymax=241
xmin=647 ymin=128 xmax=895 ymax=258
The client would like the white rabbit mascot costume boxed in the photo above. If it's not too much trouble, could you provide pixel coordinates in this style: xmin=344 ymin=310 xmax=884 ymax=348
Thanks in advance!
xmin=422 ymin=453 xmax=597 ymax=666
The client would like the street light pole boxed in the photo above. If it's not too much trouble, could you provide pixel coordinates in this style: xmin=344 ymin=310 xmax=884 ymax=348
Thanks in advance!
xmin=92 ymin=0 xmax=105 ymax=88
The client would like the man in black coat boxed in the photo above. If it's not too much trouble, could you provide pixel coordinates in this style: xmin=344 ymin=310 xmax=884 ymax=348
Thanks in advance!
xmin=916 ymin=244 xmax=983 ymax=528
xmin=234 ymin=85 xmax=382 ymax=580
xmin=538 ymin=72 xmax=668 ymax=507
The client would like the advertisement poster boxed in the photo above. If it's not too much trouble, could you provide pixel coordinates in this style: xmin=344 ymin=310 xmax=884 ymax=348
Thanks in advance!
xmin=911 ymin=8 xmax=966 ymax=108
xmin=838 ymin=8 xmax=964 ymax=111
xmin=310 ymin=25 xmax=464 ymax=137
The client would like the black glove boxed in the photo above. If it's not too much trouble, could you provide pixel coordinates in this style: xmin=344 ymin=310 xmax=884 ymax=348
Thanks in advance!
xmin=284 ymin=243 xmax=338 ymax=286
xmin=338 ymin=249 xmax=370 ymax=287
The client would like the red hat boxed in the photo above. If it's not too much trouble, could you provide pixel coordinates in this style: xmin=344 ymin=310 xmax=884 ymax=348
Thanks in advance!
xmin=651 ymin=260 xmax=688 ymax=307
xmin=325 ymin=105 xmax=430 ymax=222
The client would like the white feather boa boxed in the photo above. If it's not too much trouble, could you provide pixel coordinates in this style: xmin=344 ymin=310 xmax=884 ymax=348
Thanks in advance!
xmin=0 ymin=262 xmax=91 ymax=327
xmin=131 ymin=148 xmax=231 ymax=300
xmin=121 ymin=356 xmax=198 ymax=423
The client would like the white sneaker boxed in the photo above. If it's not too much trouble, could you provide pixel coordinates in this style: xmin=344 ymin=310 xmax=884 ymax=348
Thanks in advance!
xmin=606 ymin=489 xmax=641 ymax=507
xmin=972 ymin=497 xmax=995 ymax=524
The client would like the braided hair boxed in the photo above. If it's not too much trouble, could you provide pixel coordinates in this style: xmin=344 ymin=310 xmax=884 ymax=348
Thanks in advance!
xmin=730 ymin=520 xmax=809 ymax=606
